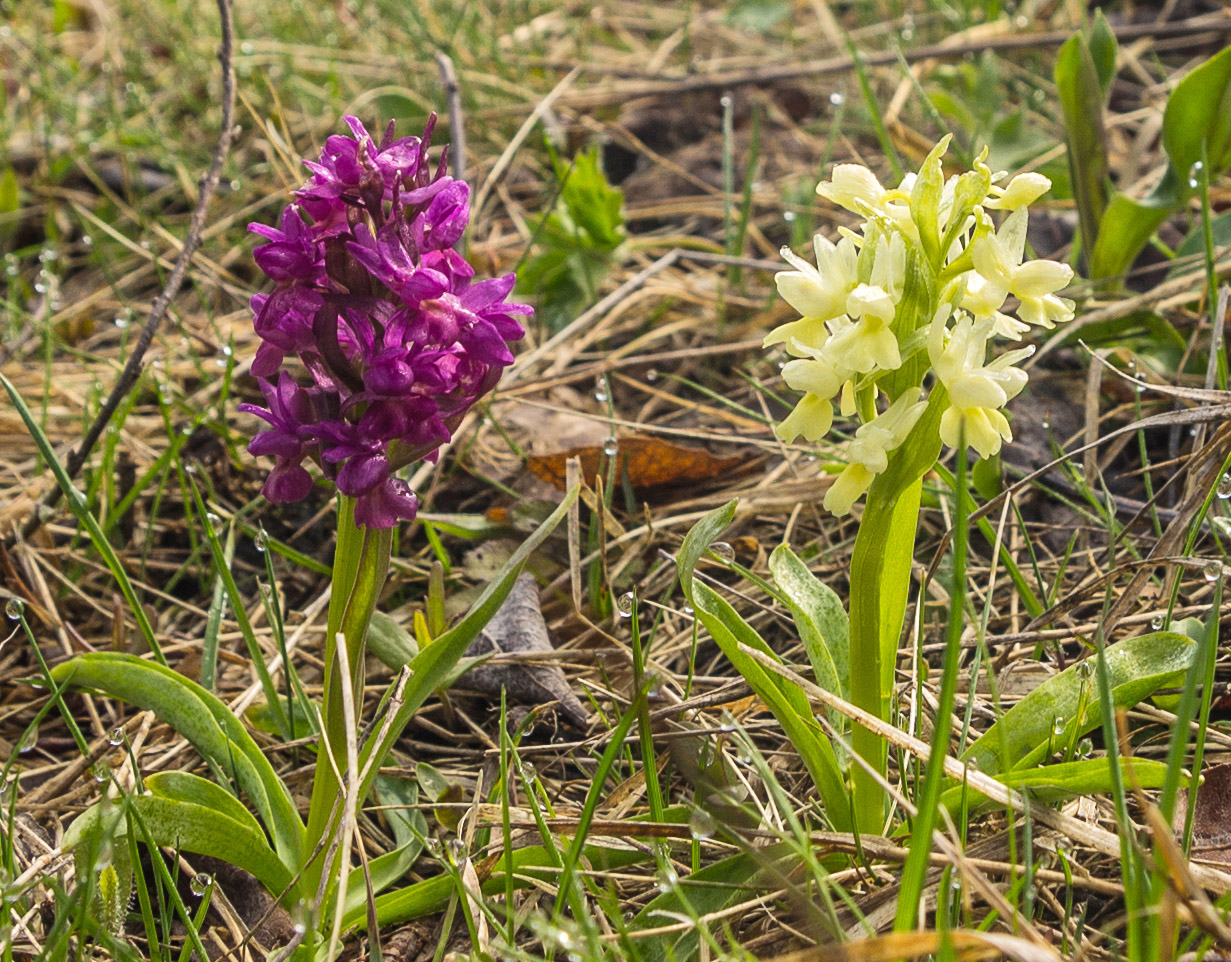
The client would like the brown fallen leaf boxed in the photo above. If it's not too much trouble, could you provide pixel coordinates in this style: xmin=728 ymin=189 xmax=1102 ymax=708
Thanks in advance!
xmin=1178 ymin=762 xmax=1231 ymax=862
xmin=461 ymin=574 xmax=590 ymax=729
xmin=527 ymin=435 xmax=750 ymax=491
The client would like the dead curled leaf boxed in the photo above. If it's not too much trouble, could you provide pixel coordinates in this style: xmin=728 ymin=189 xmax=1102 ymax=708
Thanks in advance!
xmin=461 ymin=574 xmax=590 ymax=729
xmin=526 ymin=435 xmax=751 ymax=491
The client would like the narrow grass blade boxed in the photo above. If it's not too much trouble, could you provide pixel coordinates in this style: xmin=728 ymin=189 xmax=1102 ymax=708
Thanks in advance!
xmin=1 ymin=373 xmax=163 ymax=663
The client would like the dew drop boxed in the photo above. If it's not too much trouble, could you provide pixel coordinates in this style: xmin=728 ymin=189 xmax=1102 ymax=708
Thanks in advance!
xmin=708 ymin=541 xmax=735 ymax=564
xmin=783 ymin=210 xmax=796 ymax=222
xmin=1078 ymin=738 xmax=1094 ymax=758
xmin=646 ymin=368 xmax=659 ymax=383
xmin=205 ymin=512 xmax=222 ymax=529
xmin=114 ymin=314 xmax=130 ymax=329
xmin=594 ymin=375 xmax=609 ymax=403
xmin=1075 ymin=660 xmax=1093 ymax=681
xmin=92 ymin=761 xmax=109 ymax=783
xmin=689 ymin=807 xmax=717 ymax=840
xmin=1205 ymin=559 xmax=1225 ymax=582
xmin=522 ymin=762 xmax=536 ymax=784
xmin=447 ymin=838 xmax=466 ymax=860
xmin=254 ymin=529 xmax=268 ymax=553
xmin=720 ymin=95 xmax=732 ymax=108
xmin=616 ymin=591 xmax=635 ymax=618
xmin=965 ymin=757 xmax=979 ymax=773
xmin=829 ymin=91 xmax=845 ymax=106
xmin=16 ymin=723 xmax=38 ymax=754
xmin=5 ymin=598 xmax=24 ymax=620
xmin=718 ymin=710 xmax=736 ymax=734
xmin=425 ymin=837 xmax=442 ymax=856
xmin=293 ymin=923 xmax=307 ymax=936
xmin=82 ymin=234 xmax=93 ymax=248
xmin=1150 ymin=615 xmax=1165 ymax=630
xmin=656 ymin=866 xmax=679 ymax=893
xmin=189 ymin=872 xmax=212 ymax=897
xmin=108 ymin=727 xmax=125 ymax=747
xmin=681 ymin=604 xmax=694 ymax=617
xmin=602 ymin=436 xmax=618 ymax=457
xmin=1051 ymin=715 xmax=1066 ymax=737
xmin=1218 ymin=474 xmax=1231 ymax=500
xmin=1189 ymin=161 xmax=1205 ymax=190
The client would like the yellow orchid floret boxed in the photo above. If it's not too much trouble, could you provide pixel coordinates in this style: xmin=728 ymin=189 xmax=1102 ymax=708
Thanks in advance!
xmin=930 ymin=312 xmax=1032 ymax=459
xmin=769 ymin=143 xmax=1074 ymax=514
xmin=823 ymin=390 xmax=928 ymax=516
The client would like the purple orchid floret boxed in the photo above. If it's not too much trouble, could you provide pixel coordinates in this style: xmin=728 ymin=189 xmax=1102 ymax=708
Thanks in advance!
xmin=242 ymin=114 xmax=530 ymax=528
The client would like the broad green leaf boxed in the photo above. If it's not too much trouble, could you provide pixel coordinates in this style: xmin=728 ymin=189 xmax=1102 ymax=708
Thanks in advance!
xmin=769 ymin=545 xmax=849 ymax=701
xmin=1089 ymin=181 xmax=1177 ymax=282
xmin=941 ymin=756 xmax=1183 ymax=813
xmin=145 ymin=771 xmax=266 ymax=840
xmin=343 ymin=777 xmax=425 ymax=916
xmin=1088 ymin=10 xmax=1118 ymax=94
xmin=366 ymin=609 xmax=419 ymax=668
xmin=356 ymin=487 xmax=579 ymax=806
xmin=1163 ymin=46 xmax=1231 ymax=185
xmin=960 ymin=632 xmax=1196 ymax=775
xmin=1057 ymin=33 xmax=1110 ymax=267
xmin=49 ymin=653 xmax=304 ymax=870
xmin=65 ymin=793 xmax=293 ymax=898
xmin=680 ymin=504 xmax=850 ymax=828
xmin=553 ymin=147 xmax=625 ymax=252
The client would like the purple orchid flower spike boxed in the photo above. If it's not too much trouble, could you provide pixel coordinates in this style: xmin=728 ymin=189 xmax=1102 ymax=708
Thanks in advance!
xmin=243 ymin=115 xmax=531 ymax=527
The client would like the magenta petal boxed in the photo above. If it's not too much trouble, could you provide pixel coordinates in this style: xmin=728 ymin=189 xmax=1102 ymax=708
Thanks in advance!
xmin=353 ymin=478 xmax=419 ymax=528
xmin=337 ymin=453 xmax=389 ymax=497
xmin=263 ymin=460 xmax=314 ymax=502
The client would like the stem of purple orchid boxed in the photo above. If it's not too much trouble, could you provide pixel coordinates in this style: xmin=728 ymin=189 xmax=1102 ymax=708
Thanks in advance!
xmin=303 ymin=495 xmax=392 ymax=908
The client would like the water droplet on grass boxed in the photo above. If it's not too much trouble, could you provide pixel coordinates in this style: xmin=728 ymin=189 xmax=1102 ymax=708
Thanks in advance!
xmin=108 ymin=727 xmax=125 ymax=746
xmin=829 ymin=91 xmax=845 ymax=106
xmin=709 ymin=541 xmax=735 ymax=563
xmin=1218 ymin=474 xmax=1231 ymax=499
xmin=656 ymin=866 xmax=679 ymax=892
xmin=616 ymin=592 xmax=635 ymax=618
xmin=689 ymin=808 xmax=716 ymax=840
xmin=189 ymin=873 xmax=212 ymax=897
xmin=5 ymin=598 xmax=24 ymax=620
xmin=602 ymin=436 xmax=618 ymax=457
xmin=1205 ymin=560 xmax=1225 ymax=582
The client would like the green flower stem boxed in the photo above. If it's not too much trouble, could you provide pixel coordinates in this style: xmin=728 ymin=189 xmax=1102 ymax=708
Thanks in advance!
xmin=304 ymin=496 xmax=393 ymax=901
xmin=847 ymin=392 xmax=945 ymax=834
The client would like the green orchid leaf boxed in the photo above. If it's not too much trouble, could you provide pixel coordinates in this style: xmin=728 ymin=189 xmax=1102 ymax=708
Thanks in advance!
xmin=366 ymin=610 xmax=419 ymax=668
xmin=49 ymin=653 xmax=304 ymax=870
xmin=145 ymin=771 xmax=266 ymax=840
xmin=1088 ymin=9 xmax=1118 ymax=94
xmin=1056 ymin=32 xmax=1109 ymax=266
xmin=342 ymin=775 xmax=426 ymax=916
xmin=64 ymin=793 xmax=293 ymax=899
xmin=356 ymin=486 xmax=579 ymax=806
xmin=680 ymin=504 xmax=850 ymax=828
xmin=1089 ymin=184 xmax=1177 ymax=282
xmin=960 ymin=632 xmax=1196 ymax=775
xmin=1162 ymin=45 xmax=1231 ymax=185
xmin=941 ymin=756 xmax=1182 ymax=813
xmin=769 ymin=544 xmax=849 ymax=701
